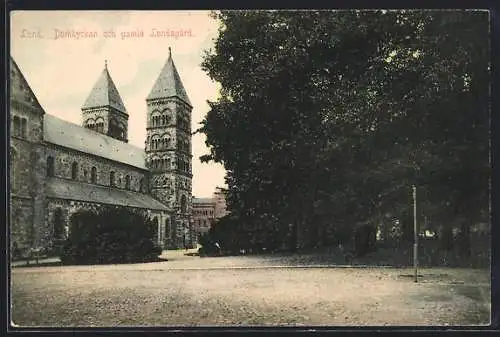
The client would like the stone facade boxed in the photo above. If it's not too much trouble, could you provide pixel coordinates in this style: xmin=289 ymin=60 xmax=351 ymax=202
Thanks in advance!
xmin=44 ymin=143 xmax=148 ymax=191
xmin=192 ymin=189 xmax=229 ymax=239
xmin=9 ymin=51 xmax=194 ymax=256
xmin=192 ymin=198 xmax=216 ymax=236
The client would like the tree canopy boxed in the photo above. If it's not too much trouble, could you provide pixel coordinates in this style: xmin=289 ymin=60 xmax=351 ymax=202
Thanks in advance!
xmin=198 ymin=10 xmax=490 ymax=252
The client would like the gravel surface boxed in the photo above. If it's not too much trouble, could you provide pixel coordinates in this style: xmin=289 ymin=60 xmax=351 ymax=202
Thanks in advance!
xmin=11 ymin=251 xmax=490 ymax=327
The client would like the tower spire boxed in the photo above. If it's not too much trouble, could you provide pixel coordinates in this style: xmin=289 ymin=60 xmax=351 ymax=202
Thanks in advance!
xmin=147 ymin=49 xmax=192 ymax=106
xmin=81 ymin=61 xmax=129 ymax=142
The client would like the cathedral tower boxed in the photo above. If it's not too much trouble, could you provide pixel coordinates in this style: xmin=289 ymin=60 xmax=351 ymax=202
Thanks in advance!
xmin=81 ymin=61 xmax=129 ymax=142
xmin=145 ymin=48 xmax=193 ymax=248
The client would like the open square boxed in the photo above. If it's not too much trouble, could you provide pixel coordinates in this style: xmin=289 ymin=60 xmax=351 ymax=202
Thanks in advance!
xmin=11 ymin=251 xmax=490 ymax=327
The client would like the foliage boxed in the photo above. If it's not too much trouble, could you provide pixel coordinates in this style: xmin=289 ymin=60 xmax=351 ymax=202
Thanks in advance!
xmin=60 ymin=207 xmax=162 ymax=265
xmin=198 ymin=215 xmax=241 ymax=255
xmin=353 ymin=224 xmax=377 ymax=257
xmin=198 ymin=10 xmax=490 ymax=255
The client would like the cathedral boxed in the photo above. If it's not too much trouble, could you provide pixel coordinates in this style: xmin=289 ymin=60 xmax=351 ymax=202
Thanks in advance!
xmin=9 ymin=48 xmax=195 ymax=256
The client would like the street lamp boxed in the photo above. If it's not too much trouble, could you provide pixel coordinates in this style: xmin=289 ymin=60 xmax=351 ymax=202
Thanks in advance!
xmin=413 ymin=185 xmax=418 ymax=283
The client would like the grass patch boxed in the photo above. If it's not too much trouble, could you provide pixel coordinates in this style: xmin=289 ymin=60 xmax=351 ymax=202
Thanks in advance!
xmin=12 ymin=261 xmax=63 ymax=268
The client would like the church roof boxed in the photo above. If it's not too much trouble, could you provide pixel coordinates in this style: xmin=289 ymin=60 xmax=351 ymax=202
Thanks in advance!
xmin=46 ymin=177 xmax=169 ymax=211
xmin=193 ymin=198 xmax=215 ymax=204
xmin=147 ymin=48 xmax=192 ymax=106
xmin=82 ymin=62 xmax=128 ymax=113
xmin=10 ymin=57 xmax=45 ymax=113
xmin=43 ymin=114 xmax=147 ymax=170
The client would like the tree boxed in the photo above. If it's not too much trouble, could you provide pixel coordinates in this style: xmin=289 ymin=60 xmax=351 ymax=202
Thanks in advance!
xmin=61 ymin=206 xmax=162 ymax=265
xmin=199 ymin=10 xmax=490 ymax=255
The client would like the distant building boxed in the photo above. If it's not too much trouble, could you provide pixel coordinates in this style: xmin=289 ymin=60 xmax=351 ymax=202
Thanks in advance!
xmin=192 ymin=198 xmax=216 ymax=235
xmin=192 ymin=187 xmax=229 ymax=241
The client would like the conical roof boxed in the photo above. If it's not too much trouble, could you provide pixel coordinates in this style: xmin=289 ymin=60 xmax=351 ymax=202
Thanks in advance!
xmin=147 ymin=48 xmax=192 ymax=106
xmin=82 ymin=61 xmax=128 ymax=114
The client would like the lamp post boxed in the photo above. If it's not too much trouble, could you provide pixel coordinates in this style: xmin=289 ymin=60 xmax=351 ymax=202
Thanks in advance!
xmin=413 ymin=185 xmax=418 ymax=283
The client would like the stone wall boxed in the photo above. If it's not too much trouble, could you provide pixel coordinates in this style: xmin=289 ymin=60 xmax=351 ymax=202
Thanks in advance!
xmin=10 ymin=138 xmax=34 ymax=198
xmin=44 ymin=143 xmax=148 ymax=192
xmin=10 ymin=196 xmax=34 ymax=253
xmin=193 ymin=200 xmax=216 ymax=235
xmin=82 ymin=107 xmax=129 ymax=142
xmin=10 ymin=66 xmax=47 ymax=255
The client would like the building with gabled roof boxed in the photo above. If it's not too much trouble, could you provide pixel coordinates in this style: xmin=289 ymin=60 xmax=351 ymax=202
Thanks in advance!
xmin=9 ymin=49 xmax=195 ymax=256
xmin=192 ymin=188 xmax=229 ymax=236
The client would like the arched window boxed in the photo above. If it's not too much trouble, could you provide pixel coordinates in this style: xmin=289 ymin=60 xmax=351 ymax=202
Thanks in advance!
xmin=165 ymin=218 xmax=170 ymax=239
xmin=13 ymin=116 xmax=21 ymax=137
xmin=150 ymin=135 xmax=160 ymax=150
xmin=95 ymin=118 xmax=104 ymax=133
xmin=125 ymin=175 xmax=130 ymax=190
xmin=140 ymin=178 xmax=146 ymax=193
xmin=20 ymin=118 xmax=27 ymax=138
xmin=53 ymin=208 xmax=65 ymax=239
xmin=152 ymin=216 xmax=159 ymax=243
xmin=151 ymin=157 xmax=159 ymax=170
xmin=47 ymin=156 xmax=55 ymax=177
xmin=110 ymin=171 xmax=115 ymax=187
xmin=166 ymin=158 xmax=171 ymax=169
xmin=162 ymin=134 xmax=170 ymax=148
xmin=86 ymin=118 xmax=95 ymax=129
xmin=71 ymin=162 xmax=78 ymax=180
xmin=91 ymin=166 xmax=97 ymax=184
xmin=151 ymin=111 xmax=160 ymax=127
xmin=181 ymin=195 xmax=187 ymax=214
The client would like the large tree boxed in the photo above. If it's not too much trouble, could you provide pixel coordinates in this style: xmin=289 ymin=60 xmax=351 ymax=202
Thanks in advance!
xmin=198 ymin=10 xmax=490 ymax=253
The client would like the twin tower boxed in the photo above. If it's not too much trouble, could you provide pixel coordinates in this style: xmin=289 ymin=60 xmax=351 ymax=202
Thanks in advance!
xmin=80 ymin=48 xmax=192 ymax=216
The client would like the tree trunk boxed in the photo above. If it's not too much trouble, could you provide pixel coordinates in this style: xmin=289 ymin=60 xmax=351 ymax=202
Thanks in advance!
xmin=459 ymin=221 xmax=471 ymax=258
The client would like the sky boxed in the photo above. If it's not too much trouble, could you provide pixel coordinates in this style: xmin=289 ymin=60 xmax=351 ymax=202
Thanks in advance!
xmin=10 ymin=11 xmax=226 ymax=198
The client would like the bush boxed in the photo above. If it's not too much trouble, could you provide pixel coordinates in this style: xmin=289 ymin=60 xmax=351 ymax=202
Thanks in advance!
xmin=197 ymin=215 xmax=243 ymax=256
xmin=60 ymin=206 xmax=162 ymax=265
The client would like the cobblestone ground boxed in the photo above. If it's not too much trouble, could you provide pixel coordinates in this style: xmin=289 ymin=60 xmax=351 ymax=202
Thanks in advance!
xmin=11 ymin=250 xmax=491 ymax=327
